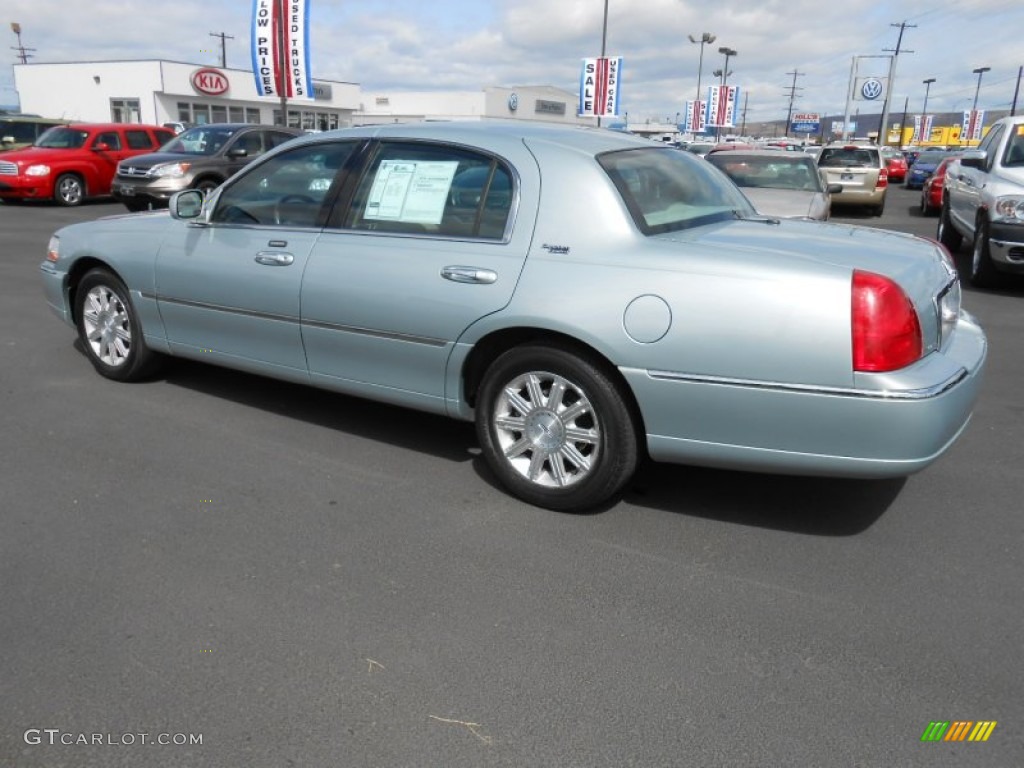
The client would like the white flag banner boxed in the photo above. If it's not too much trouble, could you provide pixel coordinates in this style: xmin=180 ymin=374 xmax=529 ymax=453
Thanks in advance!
xmin=706 ymin=85 xmax=739 ymax=128
xmin=251 ymin=0 xmax=313 ymax=99
xmin=578 ymin=56 xmax=623 ymax=117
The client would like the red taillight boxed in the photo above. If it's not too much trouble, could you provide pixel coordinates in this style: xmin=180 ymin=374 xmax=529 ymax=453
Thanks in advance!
xmin=876 ymin=167 xmax=888 ymax=189
xmin=851 ymin=270 xmax=923 ymax=372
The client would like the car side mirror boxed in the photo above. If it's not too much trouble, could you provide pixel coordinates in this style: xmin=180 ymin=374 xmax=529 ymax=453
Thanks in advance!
xmin=958 ymin=149 xmax=986 ymax=170
xmin=93 ymin=142 xmax=112 ymax=151
xmin=227 ymin=147 xmax=248 ymax=159
xmin=169 ymin=189 xmax=205 ymax=220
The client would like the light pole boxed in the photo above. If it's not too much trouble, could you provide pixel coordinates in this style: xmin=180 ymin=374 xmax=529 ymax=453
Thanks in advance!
xmin=971 ymin=66 xmax=991 ymax=113
xmin=921 ymin=77 xmax=936 ymax=116
xmin=688 ymin=32 xmax=715 ymax=133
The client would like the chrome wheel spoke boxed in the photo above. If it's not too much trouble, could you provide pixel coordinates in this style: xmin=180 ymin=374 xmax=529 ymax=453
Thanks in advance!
xmin=548 ymin=452 xmax=570 ymax=486
xmin=527 ymin=449 xmax=547 ymax=482
xmin=525 ymin=374 xmax=546 ymax=409
xmin=559 ymin=400 xmax=589 ymax=424
xmin=494 ymin=414 xmax=526 ymax=433
xmin=504 ymin=436 xmax=532 ymax=460
xmin=565 ymin=425 xmax=599 ymax=446
xmin=504 ymin=388 xmax=533 ymax=417
xmin=560 ymin=443 xmax=591 ymax=472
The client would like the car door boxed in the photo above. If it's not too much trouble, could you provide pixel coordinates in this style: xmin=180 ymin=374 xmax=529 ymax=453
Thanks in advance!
xmin=88 ymin=130 xmax=130 ymax=194
xmin=949 ymin=123 xmax=1003 ymax=231
xmin=154 ymin=140 xmax=358 ymax=375
xmin=300 ymin=139 xmax=539 ymax=412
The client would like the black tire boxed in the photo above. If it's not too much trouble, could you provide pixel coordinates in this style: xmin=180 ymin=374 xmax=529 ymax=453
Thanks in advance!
xmin=193 ymin=178 xmax=220 ymax=196
xmin=74 ymin=268 xmax=161 ymax=381
xmin=53 ymin=173 xmax=85 ymax=206
xmin=937 ymin=200 xmax=963 ymax=251
xmin=872 ymin=204 xmax=885 ymax=217
xmin=969 ymin=219 xmax=1002 ymax=289
xmin=476 ymin=344 xmax=639 ymax=512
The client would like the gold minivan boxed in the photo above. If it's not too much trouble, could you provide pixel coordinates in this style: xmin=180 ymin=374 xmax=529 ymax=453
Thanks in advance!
xmin=0 ymin=115 xmax=68 ymax=152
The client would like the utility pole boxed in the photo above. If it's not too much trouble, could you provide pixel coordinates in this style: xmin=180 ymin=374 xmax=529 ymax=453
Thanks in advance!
xmin=879 ymin=21 xmax=915 ymax=146
xmin=209 ymin=31 xmax=234 ymax=69
xmin=783 ymin=69 xmax=805 ymax=138
xmin=1012 ymin=65 xmax=1022 ymax=116
xmin=10 ymin=22 xmax=36 ymax=64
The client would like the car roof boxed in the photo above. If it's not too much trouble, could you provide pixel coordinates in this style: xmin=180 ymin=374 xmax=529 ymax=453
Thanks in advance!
xmin=295 ymin=120 xmax=654 ymax=156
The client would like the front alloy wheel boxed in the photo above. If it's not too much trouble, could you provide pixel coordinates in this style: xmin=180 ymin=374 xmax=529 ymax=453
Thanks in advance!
xmin=54 ymin=173 xmax=84 ymax=206
xmin=75 ymin=269 xmax=160 ymax=381
xmin=970 ymin=219 xmax=1002 ymax=289
xmin=477 ymin=345 xmax=638 ymax=511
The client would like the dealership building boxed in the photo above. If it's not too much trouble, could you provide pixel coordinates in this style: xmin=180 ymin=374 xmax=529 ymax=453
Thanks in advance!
xmin=12 ymin=59 xmax=594 ymax=129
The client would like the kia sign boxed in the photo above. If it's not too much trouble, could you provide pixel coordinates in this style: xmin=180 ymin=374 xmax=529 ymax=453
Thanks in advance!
xmin=191 ymin=68 xmax=229 ymax=96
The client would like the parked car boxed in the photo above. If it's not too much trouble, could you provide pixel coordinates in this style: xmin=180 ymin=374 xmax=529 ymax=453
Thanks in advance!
xmin=817 ymin=143 xmax=888 ymax=215
xmin=162 ymin=121 xmax=195 ymax=135
xmin=112 ymin=123 xmax=303 ymax=211
xmin=682 ymin=142 xmax=715 ymax=157
xmin=705 ymin=143 xmax=760 ymax=154
xmin=40 ymin=121 xmax=986 ymax=511
xmin=0 ymin=115 xmax=68 ymax=153
xmin=880 ymin=146 xmax=908 ymax=183
xmin=921 ymin=156 xmax=956 ymax=216
xmin=905 ymin=151 xmax=960 ymax=190
xmin=704 ymin=149 xmax=841 ymax=220
xmin=940 ymin=115 xmax=1024 ymax=287
xmin=0 ymin=122 xmax=175 ymax=205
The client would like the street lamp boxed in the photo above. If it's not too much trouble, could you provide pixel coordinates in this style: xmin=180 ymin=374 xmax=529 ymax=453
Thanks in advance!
xmin=921 ymin=77 xmax=936 ymax=115
xmin=688 ymin=32 xmax=716 ymax=129
xmin=971 ymin=66 xmax=991 ymax=113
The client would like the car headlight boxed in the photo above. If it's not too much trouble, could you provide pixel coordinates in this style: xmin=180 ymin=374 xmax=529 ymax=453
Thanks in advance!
xmin=992 ymin=196 xmax=1024 ymax=223
xmin=46 ymin=235 xmax=59 ymax=263
xmin=25 ymin=164 xmax=51 ymax=177
xmin=151 ymin=162 xmax=191 ymax=178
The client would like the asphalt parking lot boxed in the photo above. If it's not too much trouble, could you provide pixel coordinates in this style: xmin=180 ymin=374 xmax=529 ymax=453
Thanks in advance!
xmin=1 ymin=186 xmax=1021 ymax=767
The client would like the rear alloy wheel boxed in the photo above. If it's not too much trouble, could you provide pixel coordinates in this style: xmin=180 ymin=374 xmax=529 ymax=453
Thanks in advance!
xmin=476 ymin=345 xmax=639 ymax=512
xmin=54 ymin=173 xmax=85 ymax=206
xmin=937 ymin=200 xmax=963 ymax=251
xmin=75 ymin=268 xmax=161 ymax=381
xmin=969 ymin=219 xmax=1002 ymax=289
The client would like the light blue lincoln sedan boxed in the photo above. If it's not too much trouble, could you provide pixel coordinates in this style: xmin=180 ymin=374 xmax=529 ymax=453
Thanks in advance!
xmin=41 ymin=121 xmax=986 ymax=511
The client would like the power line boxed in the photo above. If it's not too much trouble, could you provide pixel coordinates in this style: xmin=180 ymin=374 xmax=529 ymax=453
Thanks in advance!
xmin=783 ymin=69 xmax=805 ymax=137
xmin=10 ymin=22 xmax=35 ymax=65
xmin=878 ymin=21 xmax=915 ymax=144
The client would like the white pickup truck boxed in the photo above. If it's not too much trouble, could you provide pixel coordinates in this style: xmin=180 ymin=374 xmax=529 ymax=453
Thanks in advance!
xmin=938 ymin=115 xmax=1024 ymax=287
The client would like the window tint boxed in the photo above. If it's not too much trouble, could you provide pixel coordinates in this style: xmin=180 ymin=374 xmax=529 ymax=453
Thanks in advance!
xmin=818 ymin=148 xmax=877 ymax=168
xmin=599 ymin=147 xmax=752 ymax=235
xmin=268 ymin=131 xmax=298 ymax=149
xmin=231 ymin=131 xmax=264 ymax=157
xmin=94 ymin=132 xmax=122 ymax=150
xmin=211 ymin=141 xmax=357 ymax=228
xmin=345 ymin=142 xmax=514 ymax=239
xmin=125 ymin=130 xmax=154 ymax=149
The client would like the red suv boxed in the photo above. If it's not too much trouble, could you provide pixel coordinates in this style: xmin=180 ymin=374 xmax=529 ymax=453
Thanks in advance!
xmin=0 ymin=123 xmax=174 ymax=206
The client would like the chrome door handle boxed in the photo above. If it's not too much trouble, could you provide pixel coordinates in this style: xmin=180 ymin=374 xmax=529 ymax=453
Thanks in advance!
xmin=254 ymin=252 xmax=294 ymax=266
xmin=441 ymin=266 xmax=497 ymax=284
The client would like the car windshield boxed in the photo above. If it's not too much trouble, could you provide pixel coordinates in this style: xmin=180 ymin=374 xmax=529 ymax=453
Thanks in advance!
xmin=35 ymin=127 xmax=89 ymax=149
xmin=599 ymin=147 xmax=754 ymax=235
xmin=161 ymin=126 xmax=239 ymax=155
xmin=706 ymin=155 xmax=822 ymax=192
xmin=818 ymin=147 xmax=877 ymax=168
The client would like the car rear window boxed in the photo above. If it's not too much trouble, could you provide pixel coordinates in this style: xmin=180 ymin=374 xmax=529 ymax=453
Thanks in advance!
xmin=599 ymin=147 xmax=753 ymax=235
xmin=819 ymin=148 xmax=878 ymax=168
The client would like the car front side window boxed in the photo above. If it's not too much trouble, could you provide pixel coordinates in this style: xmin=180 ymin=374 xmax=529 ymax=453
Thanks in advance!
xmin=210 ymin=141 xmax=357 ymax=228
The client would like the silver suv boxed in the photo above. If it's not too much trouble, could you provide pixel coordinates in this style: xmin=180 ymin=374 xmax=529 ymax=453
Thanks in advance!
xmin=112 ymin=123 xmax=302 ymax=211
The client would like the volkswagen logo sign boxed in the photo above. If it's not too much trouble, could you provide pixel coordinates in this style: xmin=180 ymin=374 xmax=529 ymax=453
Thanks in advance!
xmin=508 ymin=92 xmax=519 ymax=112
xmin=861 ymin=78 xmax=884 ymax=100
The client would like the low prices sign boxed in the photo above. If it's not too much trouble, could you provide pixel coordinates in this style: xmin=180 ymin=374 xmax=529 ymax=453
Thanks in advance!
xmin=579 ymin=56 xmax=623 ymax=117
xmin=250 ymin=0 xmax=313 ymax=99
xmin=790 ymin=112 xmax=820 ymax=134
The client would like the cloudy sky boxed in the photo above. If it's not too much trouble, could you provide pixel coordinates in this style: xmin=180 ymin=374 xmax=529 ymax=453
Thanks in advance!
xmin=2 ymin=0 xmax=1021 ymax=124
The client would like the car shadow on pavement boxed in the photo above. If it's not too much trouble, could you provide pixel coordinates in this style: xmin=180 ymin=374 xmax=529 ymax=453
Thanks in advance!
xmin=154 ymin=357 xmax=478 ymax=464
xmin=620 ymin=461 xmax=903 ymax=536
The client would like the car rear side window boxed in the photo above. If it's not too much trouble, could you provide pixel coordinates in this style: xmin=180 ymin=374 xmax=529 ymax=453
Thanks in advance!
xmin=599 ymin=147 xmax=753 ymax=235
xmin=125 ymin=130 xmax=155 ymax=149
xmin=344 ymin=142 xmax=514 ymax=240
xmin=94 ymin=132 xmax=121 ymax=150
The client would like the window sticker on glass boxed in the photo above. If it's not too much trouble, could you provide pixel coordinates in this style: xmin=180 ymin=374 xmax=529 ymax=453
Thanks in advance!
xmin=364 ymin=160 xmax=459 ymax=225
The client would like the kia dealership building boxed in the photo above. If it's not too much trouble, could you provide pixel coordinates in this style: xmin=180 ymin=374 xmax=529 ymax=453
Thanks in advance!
xmin=13 ymin=60 xmax=361 ymax=131
xmin=12 ymin=59 xmax=593 ymax=129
